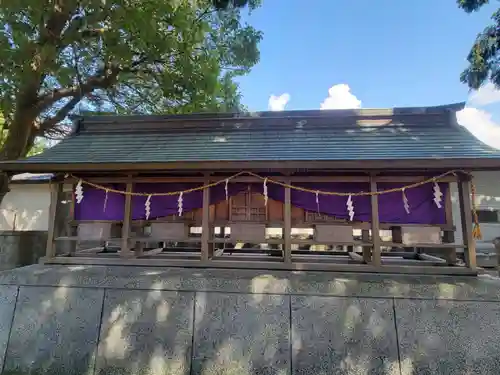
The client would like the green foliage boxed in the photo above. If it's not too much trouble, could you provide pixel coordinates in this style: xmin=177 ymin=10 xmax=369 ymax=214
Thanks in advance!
xmin=0 ymin=0 xmax=262 ymax=157
xmin=457 ymin=0 xmax=500 ymax=89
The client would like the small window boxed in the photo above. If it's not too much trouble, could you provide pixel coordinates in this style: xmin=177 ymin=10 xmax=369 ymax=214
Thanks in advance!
xmin=476 ymin=209 xmax=500 ymax=223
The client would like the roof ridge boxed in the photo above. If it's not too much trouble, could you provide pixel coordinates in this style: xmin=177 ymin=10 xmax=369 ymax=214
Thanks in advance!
xmin=73 ymin=102 xmax=466 ymax=124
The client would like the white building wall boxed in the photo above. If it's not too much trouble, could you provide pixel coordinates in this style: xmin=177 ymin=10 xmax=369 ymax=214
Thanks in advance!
xmin=451 ymin=171 xmax=500 ymax=253
xmin=0 ymin=184 xmax=50 ymax=231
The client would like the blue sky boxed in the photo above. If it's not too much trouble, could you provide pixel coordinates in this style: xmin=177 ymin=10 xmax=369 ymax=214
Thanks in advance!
xmin=236 ymin=0 xmax=500 ymax=147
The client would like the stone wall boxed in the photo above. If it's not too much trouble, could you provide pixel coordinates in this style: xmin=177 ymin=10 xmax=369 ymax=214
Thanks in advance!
xmin=0 ymin=265 xmax=500 ymax=374
xmin=0 ymin=231 xmax=47 ymax=271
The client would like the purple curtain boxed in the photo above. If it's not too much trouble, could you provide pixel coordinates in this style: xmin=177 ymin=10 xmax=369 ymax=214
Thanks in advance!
xmin=131 ymin=183 xmax=203 ymax=220
xmin=377 ymin=182 xmax=447 ymax=224
xmin=289 ymin=182 xmax=371 ymax=221
xmin=74 ymin=180 xmax=447 ymax=225
xmin=74 ymin=184 xmax=126 ymax=221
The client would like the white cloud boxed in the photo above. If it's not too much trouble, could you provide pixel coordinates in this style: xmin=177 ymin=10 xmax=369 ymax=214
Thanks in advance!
xmin=457 ymin=107 xmax=500 ymax=149
xmin=320 ymin=84 xmax=361 ymax=110
xmin=268 ymin=93 xmax=290 ymax=111
xmin=467 ymin=82 xmax=500 ymax=107
xmin=457 ymin=83 xmax=500 ymax=149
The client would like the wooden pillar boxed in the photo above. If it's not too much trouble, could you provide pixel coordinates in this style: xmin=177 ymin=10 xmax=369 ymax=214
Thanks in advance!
xmin=442 ymin=183 xmax=457 ymax=264
xmin=391 ymin=227 xmax=403 ymax=245
xmin=284 ymin=182 xmax=292 ymax=263
xmin=457 ymin=175 xmax=477 ymax=270
xmin=46 ymin=181 xmax=62 ymax=259
xmin=120 ymin=181 xmax=133 ymax=257
xmin=370 ymin=176 xmax=381 ymax=266
xmin=361 ymin=229 xmax=371 ymax=263
xmin=201 ymin=179 xmax=211 ymax=262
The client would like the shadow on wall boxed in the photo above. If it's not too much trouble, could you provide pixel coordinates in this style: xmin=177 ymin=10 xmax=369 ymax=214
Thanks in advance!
xmin=2 ymin=267 xmax=500 ymax=374
xmin=0 ymin=207 xmax=43 ymax=232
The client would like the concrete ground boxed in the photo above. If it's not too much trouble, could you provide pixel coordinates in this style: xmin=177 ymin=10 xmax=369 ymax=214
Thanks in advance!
xmin=0 ymin=264 xmax=499 ymax=375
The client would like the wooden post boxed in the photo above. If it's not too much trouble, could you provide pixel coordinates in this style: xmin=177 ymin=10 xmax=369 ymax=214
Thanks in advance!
xmin=361 ymin=229 xmax=371 ymax=263
xmin=370 ymin=176 xmax=381 ymax=266
xmin=201 ymin=178 xmax=211 ymax=262
xmin=457 ymin=176 xmax=477 ymax=270
xmin=46 ymin=181 xmax=62 ymax=259
xmin=120 ymin=181 xmax=133 ymax=257
xmin=442 ymin=183 xmax=457 ymax=264
xmin=284 ymin=182 xmax=292 ymax=263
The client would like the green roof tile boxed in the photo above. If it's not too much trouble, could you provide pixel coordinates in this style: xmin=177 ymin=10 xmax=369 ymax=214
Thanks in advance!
xmin=4 ymin=104 xmax=500 ymax=171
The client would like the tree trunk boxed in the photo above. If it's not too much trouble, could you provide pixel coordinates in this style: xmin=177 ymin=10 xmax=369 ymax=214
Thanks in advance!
xmin=0 ymin=172 xmax=10 ymax=210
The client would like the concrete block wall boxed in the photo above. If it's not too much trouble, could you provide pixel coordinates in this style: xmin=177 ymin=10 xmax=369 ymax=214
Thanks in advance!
xmin=0 ymin=265 xmax=500 ymax=375
xmin=0 ymin=232 xmax=47 ymax=271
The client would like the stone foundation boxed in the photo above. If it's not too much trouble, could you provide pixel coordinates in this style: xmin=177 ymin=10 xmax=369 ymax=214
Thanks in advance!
xmin=0 ymin=265 xmax=500 ymax=374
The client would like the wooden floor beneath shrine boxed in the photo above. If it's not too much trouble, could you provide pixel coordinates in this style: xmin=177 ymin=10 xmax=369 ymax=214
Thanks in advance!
xmin=47 ymin=245 xmax=478 ymax=276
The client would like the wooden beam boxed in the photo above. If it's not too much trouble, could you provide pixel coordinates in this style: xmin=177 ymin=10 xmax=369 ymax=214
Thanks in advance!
xmin=120 ymin=181 xmax=133 ymax=257
xmin=45 ymin=256 xmax=478 ymax=276
xmin=370 ymin=176 xmax=381 ymax=266
xmin=201 ymin=178 xmax=211 ymax=261
xmin=284 ymin=181 xmax=292 ymax=263
xmin=8 ymin=158 xmax=500 ymax=173
xmin=45 ymin=182 xmax=62 ymax=259
xmin=457 ymin=176 xmax=477 ymax=270
xmin=361 ymin=229 xmax=371 ymax=263
xmin=442 ymin=182 xmax=457 ymax=264
xmin=64 ymin=175 xmax=456 ymax=184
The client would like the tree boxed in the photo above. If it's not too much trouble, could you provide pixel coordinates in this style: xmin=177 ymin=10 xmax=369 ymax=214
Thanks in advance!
xmin=458 ymin=0 xmax=500 ymax=89
xmin=0 ymin=0 xmax=262 ymax=198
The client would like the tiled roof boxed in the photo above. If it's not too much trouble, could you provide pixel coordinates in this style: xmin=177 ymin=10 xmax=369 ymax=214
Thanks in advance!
xmin=3 ymin=103 xmax=500 ymax=171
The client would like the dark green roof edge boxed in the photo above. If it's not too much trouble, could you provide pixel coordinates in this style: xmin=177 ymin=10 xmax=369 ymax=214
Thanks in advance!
xmin=72 ymin=102 xmax=467 ymax=124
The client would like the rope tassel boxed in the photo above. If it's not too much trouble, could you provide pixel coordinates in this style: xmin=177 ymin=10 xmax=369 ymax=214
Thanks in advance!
xmin=178 ymin=192 xmax=183 ymax=217
xmin=346 ymin=195 xmax=355 ymax=221
xmin=103 ymin=189 xmax=109 ymax=212
xmin=75 ymin=179 xmax=84 ymax=204
xmin=145 ymin=195 xmax=152 ymax=220
xmin=402 ymin=188 xmax=410 ymax=214
xmin=263 ymin=178 xmax=268 ymax=206
xmin=433 ymin=181 xmax=443 ymax=208
xmin=471 ymin=181 xmax=482 ymax=240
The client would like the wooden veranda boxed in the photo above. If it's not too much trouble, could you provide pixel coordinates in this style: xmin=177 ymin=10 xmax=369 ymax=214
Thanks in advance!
xmin=40 ymin=169 xmax=478 ymax=275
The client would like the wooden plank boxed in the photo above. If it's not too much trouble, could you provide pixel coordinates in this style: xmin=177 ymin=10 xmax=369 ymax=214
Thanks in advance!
xmin=75 ymin=247 xmax=104 ymax=254
xmin=418 ymin=253 xmax=447 ymax=264
xmin=209 ymin=238 xmax=372 ymax=246
xmin=132 ymin=237 xmax=201 ymax=243
xmin=380 ymin=242 xmax=466 ymax=248
xmin=201 ymin=180 xmax=211 ymax=261
xmin=370 ymin=176 xmax=381 ymax=266
xmin=45 ymin=256 xmax=478 ymax=276
xmin=293 ymin=239 xmax=370 ymax=246
xmin=284 ymin=182 xmax=292 ymax=263
xmin=46 ymin=182 xmax=62 ymax=259
xmin=348 ymin=252 xmax=364 ymax=262
xmin=120 ymin=181 xmax=133 ymax=257
xmin=165 ymin=219 xmax=454 ymax=231
xmin=457 ymin=177 xmax=477 ymax=270
xmin=137 ymin=247 xmax=164 ymax=258
xmin=210 ymin=238 xmax=284 ymax=244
